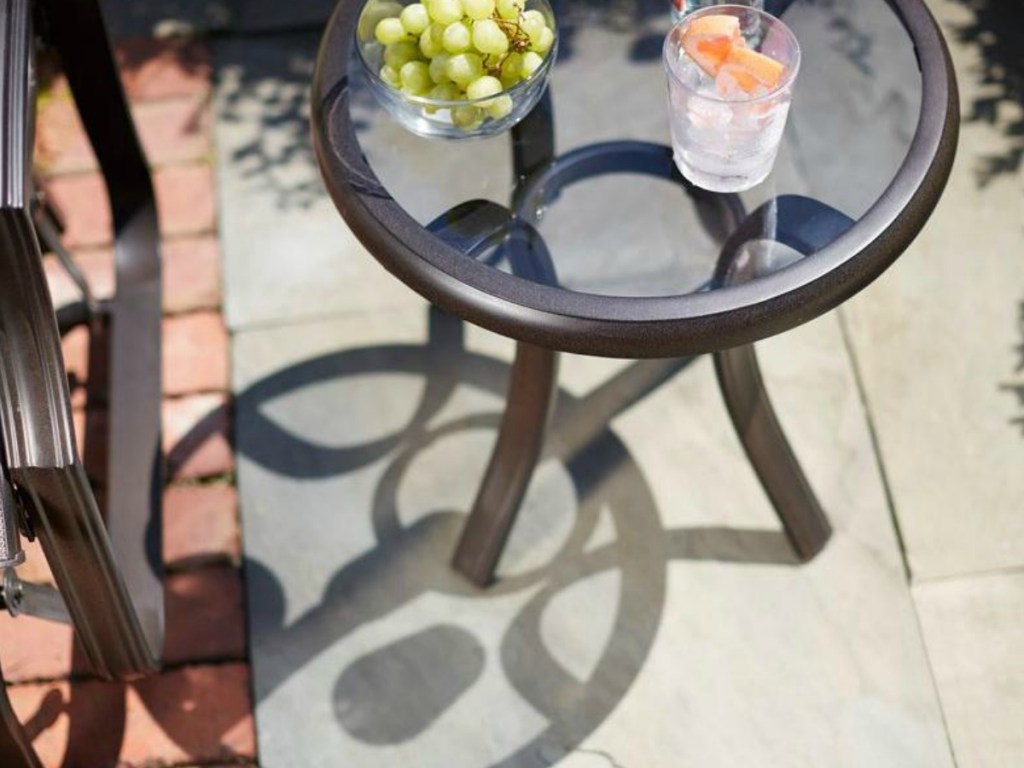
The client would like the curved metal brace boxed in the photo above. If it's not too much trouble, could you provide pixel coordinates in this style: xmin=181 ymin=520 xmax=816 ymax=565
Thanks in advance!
xmin=0 ymin=0 xmax=163 ymax=690
xmin=712 ymin=196 xmax=856 ymax=561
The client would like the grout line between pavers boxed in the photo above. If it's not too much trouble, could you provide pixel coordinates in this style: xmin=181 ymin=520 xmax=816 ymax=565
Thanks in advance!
xmin=835 ymin=307 xmax=961 ymax=768
xmin=40 ymin=156 xmax=215 ymax=182
xmin=835 ymin=307 xmax=912 ymax=580
xmin=912 ymin=562 xmax=1024 ymax=588
xmin=3 ymin=657 xmax=249 ymax=689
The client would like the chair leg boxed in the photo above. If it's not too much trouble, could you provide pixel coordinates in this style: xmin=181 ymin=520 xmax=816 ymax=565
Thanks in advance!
xmin=452 ymin=342 xmax=559 ymax=586
xmin=714 ymin=344 xmax=830 ymax=561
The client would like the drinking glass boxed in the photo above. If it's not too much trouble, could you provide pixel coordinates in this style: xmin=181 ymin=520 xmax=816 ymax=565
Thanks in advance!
xmin=670 ymin=0 xmax=763 ymax=24
xmin=663 ymin=4 xmax=800 ymax=192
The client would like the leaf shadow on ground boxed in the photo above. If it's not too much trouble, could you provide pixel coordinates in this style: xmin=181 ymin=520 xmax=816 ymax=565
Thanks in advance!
xmin=950 ymin=0 xmax=1024 ymax=187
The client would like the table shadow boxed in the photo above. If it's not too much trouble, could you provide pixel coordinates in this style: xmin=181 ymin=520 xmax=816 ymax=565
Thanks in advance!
xmin=233 ymin=306 xmax=802 ymax=767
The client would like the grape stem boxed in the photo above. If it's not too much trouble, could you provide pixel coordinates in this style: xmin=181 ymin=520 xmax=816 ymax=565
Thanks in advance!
xmin=493 ymin=11 xmax=531 ymax=54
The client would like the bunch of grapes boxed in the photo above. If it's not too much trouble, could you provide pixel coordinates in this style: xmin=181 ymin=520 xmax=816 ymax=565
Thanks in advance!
xmin=372 ymin=0 xmax=555 ymax=130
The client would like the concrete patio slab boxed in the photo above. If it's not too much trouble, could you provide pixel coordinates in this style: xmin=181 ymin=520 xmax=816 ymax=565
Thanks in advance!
xmin=234 ymin=303 xmax=953 ymax=768
xmin=213 ymin=33 xmax=421 ymax=331
xmin=915 ymin=570 xmax=1024 ymax=768
xmin=841 ymin=0 xmax=1024 ymax=581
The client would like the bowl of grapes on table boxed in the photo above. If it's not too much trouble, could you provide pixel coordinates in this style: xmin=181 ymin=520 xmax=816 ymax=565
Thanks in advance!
xmin=356 ymin=0 xmax=557 ymax=138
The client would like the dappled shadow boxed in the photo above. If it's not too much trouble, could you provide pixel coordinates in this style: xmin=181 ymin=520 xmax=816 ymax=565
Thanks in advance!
xmin=950 ymin=0 xmax=1024 ymax=186
xmin=1001 ymin=300 xmax=1024 ymax=435
xmin=215 ymin=34 xmax=326 ymax=211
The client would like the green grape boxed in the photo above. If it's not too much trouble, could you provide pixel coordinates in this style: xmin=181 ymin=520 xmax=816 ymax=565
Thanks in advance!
xmin=419 ymin=23 xmax=445 ymax=58
xmin=520 ymin=50 xmax=544 ymax=79
xmin=499 ymin=52 xmax=523 ymax=88
xmin=429 ymin=52 xmax=452 ymax=83
xmin=472 ymin=19 xmax=509 ymax=55
xmin=463 ymin=0 xmax=495 ymax=20
xmin=485 ymin=94 xmax=513 ymax=120
xmin=531 ymin=25 xmax=554 ymax=54
xmin=445 ymin=52 xmax=483 ymax=86
xmin=520 ymin=10 xmax=547 ymax=43
xmin=359 ymin=1 xmax=403 ymax=41
xmin=452 ymin=104 xmax=484 ymax=129
xmin=429 ymin=82 xmax=462 ymax=102
xmin=442 ymin=21 xmax=472 ymax=53
xmin=379 ymin=64 xmax=401 ymax=87
xmin=427 ymin=0 xmax=463 ymax=24
xmin=399 ymin=3 xmax=431 ymax=35
xmin=465 ymin=74 xmax=502 ymax=101
xmin=495 ymin=0 xmax=524 ymax=20
xmin=384 ymin=40 xmax=422 ymax=70
xmin=375 ymin=17 xmax=410 ymax=45
xmin=400 ymin=60 xmax=432 ymax=93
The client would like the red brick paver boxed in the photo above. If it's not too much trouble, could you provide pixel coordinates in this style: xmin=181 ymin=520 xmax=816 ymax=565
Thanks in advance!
xmin=0 ymin=36 xmax=257 ymax=768
xmin=163 ymin=393 xmax=235 ymax=480
xmin=164 ymin=311 xmax=230 ymax=396
xmin=7 ymin=665 xmax=255 ymax=768
xmin=43 ymin=236 xmax=222 ymax=314
xmin=43 ymin=164 xmax=216 ymax=248
xmin=163 ymin=484 xmax=240 ymax=566
xmin=0 ymin=567 xmax=246 ymax=683
xmin=36 ymin=95 xmax=210 ymax=175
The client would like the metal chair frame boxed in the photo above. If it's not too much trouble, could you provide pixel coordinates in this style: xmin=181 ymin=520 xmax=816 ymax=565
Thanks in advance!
xmin=1 ymin=0 xmax=164 ymax=763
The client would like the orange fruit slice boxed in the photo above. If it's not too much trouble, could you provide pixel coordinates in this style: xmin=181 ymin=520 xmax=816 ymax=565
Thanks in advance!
xmin=681 ymin=14 xmax=742 ymax=77
xmin=717 ymin=45 xmax=785 ymax=94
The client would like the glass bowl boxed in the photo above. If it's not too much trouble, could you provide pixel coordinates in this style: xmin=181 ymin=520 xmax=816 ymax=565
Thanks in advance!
xmin=355 ymin=0 xmax=557 ymax=139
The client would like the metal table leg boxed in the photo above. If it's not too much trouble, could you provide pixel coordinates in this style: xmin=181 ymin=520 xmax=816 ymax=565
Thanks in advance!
xmin=712 ymin=195 xmax=857 ymax=560
xmin=452 ymin=343 xmax=559 ymax=586
xmin=714 ymin=344 xmax=830 ymax=560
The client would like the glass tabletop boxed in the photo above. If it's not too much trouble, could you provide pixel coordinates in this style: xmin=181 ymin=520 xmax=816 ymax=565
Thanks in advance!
xmin=347 ymin=0 xmax=922 ymax=298
xmin=313 ymin=0 xmax=955 ymax=355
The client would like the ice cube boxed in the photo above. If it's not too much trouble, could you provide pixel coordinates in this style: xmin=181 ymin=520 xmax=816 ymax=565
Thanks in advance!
xmin=670 ymin=52 xmax=706 ymax=91
xmin=687 ymin=96 xmax=733 ymax=129
xmin=714 ymin=68 xmax=748 ymax=101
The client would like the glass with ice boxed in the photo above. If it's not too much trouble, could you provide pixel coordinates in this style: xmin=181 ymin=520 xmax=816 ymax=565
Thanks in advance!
xmin=670 ymin=0 xmax=763 ymax=25
xmin=663 ymin=5 xmax=800 ymax=192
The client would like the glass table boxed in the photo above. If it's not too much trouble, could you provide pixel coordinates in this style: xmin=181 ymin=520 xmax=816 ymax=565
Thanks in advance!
xmin=311 ymin=0 xmax=958 ymax=585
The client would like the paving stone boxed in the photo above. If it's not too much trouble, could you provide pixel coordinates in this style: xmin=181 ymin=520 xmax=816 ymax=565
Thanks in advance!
xmin=99 ymin=0 xmax=233 ymax=39
xmin=64 ymin=313 xmax=227 ymax=406
xmin=7 ymin=664 xmax=255 ymax=768
xmin=36 ymin=95 xmax=210 ymax=175
xmin=163 ymin=484 xmax=240 ymax=566
xmin=0 ymin=568 xmax=244 ymax=682
xmin=115 ymin=37 xmax=213 ymax=101
xmin=841 ymin=0 xmax=1024 ymax=580
xmin=43 ymin=249 xmax=115 ymax=309
xmin=915 ymin=571 xmax=1024 ymax=768
xmin=0 ymin=612 xmax=76 ymax=684
xmin=44 ymin=237 xmax=222 ymax=315
xmin=45 ymin=37 xmax=213 ymax=101
xmin=163 ymin=311 xmax=230 ymax=396
xmin=234 ymin=307 xmax=952 ymax=768
xmin=154 ymin=164 xmax=218 ymax=240
xmin=165 ymin=566 xmax=247 ymax=664
xmin=44 ymin=165 xmax=215 ymax=249
xmin=229 ymin=0 xmax=336 ymax=32
xmin=161 ymin=237 xmax=223 ymax=314
xmin=163 ymin=393 xmax=234 ymax=480
xmin=13 ymin=539 xmax=55 ymax=587
xmin=214 ymin=33 xmax=419 ymax=330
